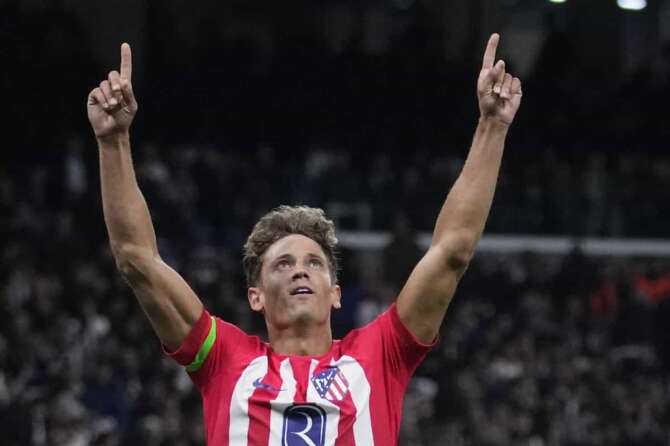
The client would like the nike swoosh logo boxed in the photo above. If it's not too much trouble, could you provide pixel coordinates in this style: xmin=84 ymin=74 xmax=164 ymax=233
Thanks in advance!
xmin=253 ymin=378 xmax=285 ymax=392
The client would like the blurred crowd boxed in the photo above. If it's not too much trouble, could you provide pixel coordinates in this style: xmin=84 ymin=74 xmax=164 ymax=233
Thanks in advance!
xmin=2 ymin=141 xmax=670 ymax=444
xmin=399 ymin=249 xmax=670 ymax=446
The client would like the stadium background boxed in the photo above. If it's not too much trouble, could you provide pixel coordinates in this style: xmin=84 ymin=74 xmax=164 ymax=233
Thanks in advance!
xmin=2 ymin=0 xmax=670 ymax=444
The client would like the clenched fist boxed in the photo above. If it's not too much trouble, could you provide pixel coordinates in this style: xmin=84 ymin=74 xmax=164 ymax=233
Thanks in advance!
xmin=477 ymin=34 xmax=522 ymax=126
xmin=87 ymin=43 xmax=138 ymax=139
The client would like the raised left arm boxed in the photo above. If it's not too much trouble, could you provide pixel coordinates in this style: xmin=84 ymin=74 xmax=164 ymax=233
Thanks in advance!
xmin=396 ymin=33 xmax=523 ymax=343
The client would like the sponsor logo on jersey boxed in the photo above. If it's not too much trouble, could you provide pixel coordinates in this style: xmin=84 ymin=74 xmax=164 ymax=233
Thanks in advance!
xmin=282 ymin=404 xmax=326 ymax=446
xmin=311 ymin=367 xmax=350 ymax=401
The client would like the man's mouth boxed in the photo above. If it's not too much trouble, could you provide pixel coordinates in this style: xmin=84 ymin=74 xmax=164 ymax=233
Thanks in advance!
xmin=290 ymin=286 xmax=314 ymax=296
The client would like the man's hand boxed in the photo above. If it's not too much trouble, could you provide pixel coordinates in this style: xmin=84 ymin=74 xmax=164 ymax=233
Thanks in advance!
xmin=477 ymin=34 xmax=522 ymax=126
xmin=87 ymin=43 xmax=138 ymax=139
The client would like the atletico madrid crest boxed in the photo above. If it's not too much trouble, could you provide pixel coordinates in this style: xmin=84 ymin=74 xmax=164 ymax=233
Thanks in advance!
xmin=311 ymin=367 xmax=350 ymax=401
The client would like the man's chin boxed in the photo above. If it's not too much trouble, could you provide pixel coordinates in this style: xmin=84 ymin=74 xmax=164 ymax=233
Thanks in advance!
xmin=289 ymin=305 xmax=328 ymax=326
xmin=291 ymin=307 xmax=316 ymax=323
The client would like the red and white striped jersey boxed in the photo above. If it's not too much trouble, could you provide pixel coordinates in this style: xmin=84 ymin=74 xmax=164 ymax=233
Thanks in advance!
xmin=167 ymin=303 xmax=435 ymax=445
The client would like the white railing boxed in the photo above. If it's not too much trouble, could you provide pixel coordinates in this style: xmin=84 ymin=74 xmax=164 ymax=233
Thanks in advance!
xmin=338 ymin=231 xmax=670 ymax=257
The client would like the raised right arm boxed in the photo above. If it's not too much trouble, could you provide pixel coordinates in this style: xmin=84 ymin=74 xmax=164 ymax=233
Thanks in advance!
xmin=87 ymin=43 xmax=202 ymax=350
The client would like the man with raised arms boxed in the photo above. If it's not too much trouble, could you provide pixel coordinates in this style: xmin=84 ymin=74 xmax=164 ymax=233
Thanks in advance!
xmin=87 ymin=33 xmax=522 ymax=445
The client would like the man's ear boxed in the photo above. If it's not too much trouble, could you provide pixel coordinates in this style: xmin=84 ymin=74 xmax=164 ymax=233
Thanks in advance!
xmin=248 ymin=287 xmax=264 ymax=312
xmin=331 ymin=284 xmax=342 ymax=309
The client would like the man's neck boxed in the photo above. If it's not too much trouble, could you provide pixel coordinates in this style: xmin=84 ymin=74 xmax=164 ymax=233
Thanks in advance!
xmin=268 ymin=323 xmax=333 ymax=356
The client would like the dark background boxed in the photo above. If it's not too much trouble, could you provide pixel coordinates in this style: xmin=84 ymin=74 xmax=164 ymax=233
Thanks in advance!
xmin=3 ymin=0 xmax=670 ymax=237
xmin=2 ymin=0 xmax=670 ymax=444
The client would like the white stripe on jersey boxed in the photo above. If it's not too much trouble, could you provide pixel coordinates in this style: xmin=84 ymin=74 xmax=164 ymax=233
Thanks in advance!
xmin=229 ymin=356 xmax=268 ymax=445
xmin=333 ymin=356 xmax=374 ymax=445
xmin=306 ymin=359 xmax=340 ymax=446
xmin=268 ymin=358 xmax=297 ymax=446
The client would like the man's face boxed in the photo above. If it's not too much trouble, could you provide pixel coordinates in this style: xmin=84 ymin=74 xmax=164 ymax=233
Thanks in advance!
xmin=248 ymin=234 xmax=341 ymax=329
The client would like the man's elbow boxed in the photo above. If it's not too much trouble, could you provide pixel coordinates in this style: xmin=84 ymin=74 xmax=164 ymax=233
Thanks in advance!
xmin=435 ymin=231 xmax=478 ymax=272
xmin=111 ymin=242 xmax=158 ymax=283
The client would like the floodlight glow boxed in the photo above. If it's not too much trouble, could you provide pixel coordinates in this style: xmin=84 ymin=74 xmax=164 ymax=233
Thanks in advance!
xmin=617 ymin=0 xmax=646 ymax=10
xmin=549 ymin=0 xmax=566 ymax=3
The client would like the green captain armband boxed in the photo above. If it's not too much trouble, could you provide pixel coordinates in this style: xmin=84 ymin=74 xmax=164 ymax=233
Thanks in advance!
xmin=185 ymin=316 xmax=216 ymax=372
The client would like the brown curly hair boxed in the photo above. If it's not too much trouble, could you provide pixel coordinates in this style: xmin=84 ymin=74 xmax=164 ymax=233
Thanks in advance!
xmin=243 ymin=205 xmax=339 ymax=287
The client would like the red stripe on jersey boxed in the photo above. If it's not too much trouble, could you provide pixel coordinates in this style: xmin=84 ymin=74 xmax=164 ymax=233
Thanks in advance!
xmin=334 ymin=388 xmax=357 ymax=446
xmin=247 ymin=389 xmax=271 ymax=446
xmin=290 ymin=357 xmax=312 ymax=403
xmin=246 ymin=357 xmax=286 ymax=445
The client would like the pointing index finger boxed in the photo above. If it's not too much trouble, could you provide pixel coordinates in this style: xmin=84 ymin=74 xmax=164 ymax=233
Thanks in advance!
xmin=120 ymin=42 xmax=132 ymax=81
xmin=482 ymin=33 xmax=499 ymax=70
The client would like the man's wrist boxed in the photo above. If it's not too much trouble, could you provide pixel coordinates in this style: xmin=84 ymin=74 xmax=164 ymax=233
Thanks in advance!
xmin=478 ymin=116 xmax=511 ymax=132
xmin=96 ymin=130 xmax=131 ymax=149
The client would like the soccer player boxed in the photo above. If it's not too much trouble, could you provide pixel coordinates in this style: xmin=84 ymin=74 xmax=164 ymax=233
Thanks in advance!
xmin=87 ymin=33 xmax=522 ymax=445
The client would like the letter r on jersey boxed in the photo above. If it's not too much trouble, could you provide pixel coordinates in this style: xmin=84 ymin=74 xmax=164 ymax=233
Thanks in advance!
xmin=282 ymin=404 xmax=327 ymax=446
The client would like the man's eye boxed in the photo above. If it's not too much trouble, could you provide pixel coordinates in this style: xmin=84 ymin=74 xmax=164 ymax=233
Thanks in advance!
xmin=277 ymin=260 xmax=290 ymax=269
xmin=309 ymin=259 xmax=323 ymax=268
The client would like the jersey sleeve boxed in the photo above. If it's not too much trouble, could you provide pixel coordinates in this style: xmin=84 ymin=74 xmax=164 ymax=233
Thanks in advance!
xmin=163 ymin=308 xmax=262 ymax=388
xmin=374 ymin=303 xmax=437 ymax=383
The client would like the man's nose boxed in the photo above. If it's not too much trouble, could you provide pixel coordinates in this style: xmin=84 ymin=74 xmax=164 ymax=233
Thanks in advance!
xmin=292 ymin=269 xmax=309 ymax=280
